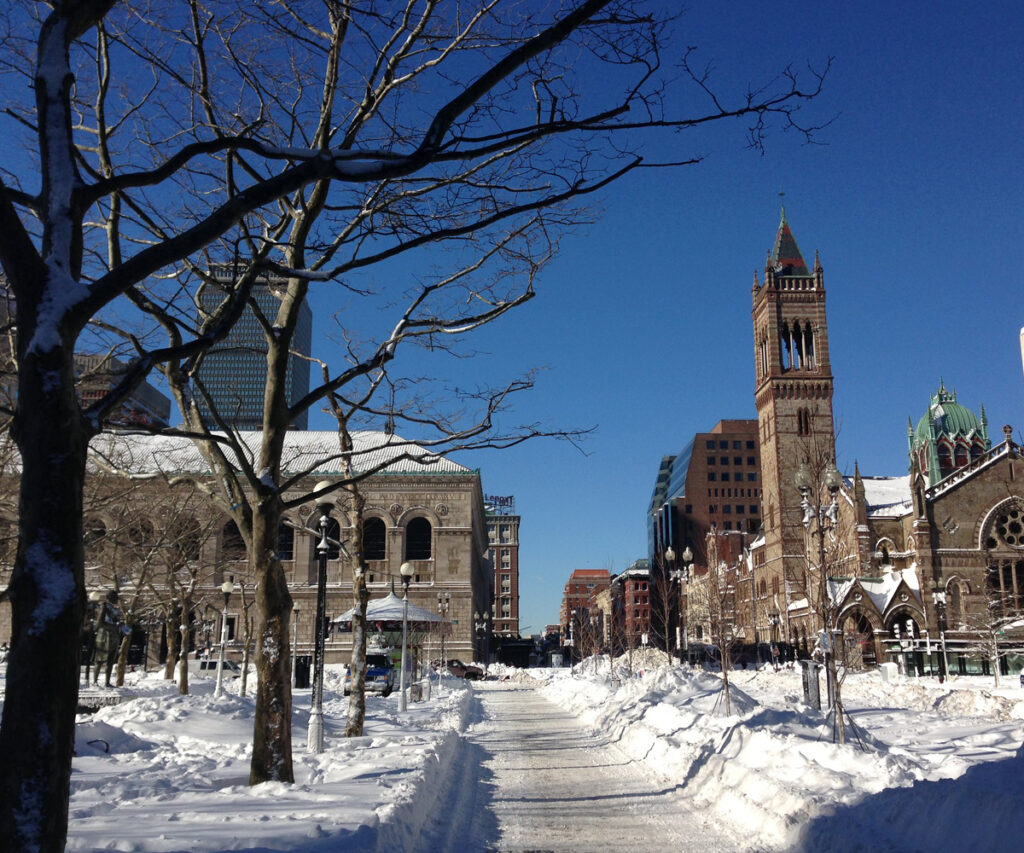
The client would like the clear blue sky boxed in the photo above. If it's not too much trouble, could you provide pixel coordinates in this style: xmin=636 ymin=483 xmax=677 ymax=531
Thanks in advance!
xmin=11 ymin=2 xmax=1015 ymax=637
xmin=348 ymin=1 xmax=1023 ymax=635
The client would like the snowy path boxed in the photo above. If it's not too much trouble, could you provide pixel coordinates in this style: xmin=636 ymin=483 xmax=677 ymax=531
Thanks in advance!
xmin=425 ymin=681 xmax=741 ymax=853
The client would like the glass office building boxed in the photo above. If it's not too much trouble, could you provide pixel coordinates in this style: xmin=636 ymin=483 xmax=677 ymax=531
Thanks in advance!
xmin=195 ymin=269 xmax=312 ymax=430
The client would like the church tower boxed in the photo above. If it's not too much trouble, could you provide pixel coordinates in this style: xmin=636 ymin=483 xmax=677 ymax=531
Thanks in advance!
xmin=752 ymin=209 xmax=836 ymax=617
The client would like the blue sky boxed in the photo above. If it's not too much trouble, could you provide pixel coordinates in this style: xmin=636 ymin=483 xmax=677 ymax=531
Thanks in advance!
xmin=8 ymin=2 xmax=1018 ymax=637
xmin=354 ymin=1 xmax=1023 ymax=635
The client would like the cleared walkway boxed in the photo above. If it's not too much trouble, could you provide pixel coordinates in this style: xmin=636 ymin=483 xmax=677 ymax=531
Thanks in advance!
xmin=429 ymin=680 xmax=740 ymax=853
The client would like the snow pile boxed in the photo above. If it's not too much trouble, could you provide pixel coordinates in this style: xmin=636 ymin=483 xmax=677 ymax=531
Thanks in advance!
xmin=65 ymin=667 xmax=474 ymax=852
xmin=538 ymin=664 xmax=1024 ymax=851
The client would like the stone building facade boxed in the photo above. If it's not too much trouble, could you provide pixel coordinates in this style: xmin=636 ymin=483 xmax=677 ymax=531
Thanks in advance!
xmin=0 ymin=430 xmax=493 ymax=667
xmin=741 ymin=212 xmax=1024 ymax=675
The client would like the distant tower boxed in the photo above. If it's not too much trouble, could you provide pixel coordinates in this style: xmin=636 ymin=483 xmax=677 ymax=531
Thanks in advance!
xmin=752 ymin=209 xmax=836 ymax=611
xmin=195 ymin=266 xmax=312 ymax=430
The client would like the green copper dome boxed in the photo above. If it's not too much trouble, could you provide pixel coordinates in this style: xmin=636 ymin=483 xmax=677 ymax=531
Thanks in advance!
xmin=913 ymin=383 xmax=984 ymax=442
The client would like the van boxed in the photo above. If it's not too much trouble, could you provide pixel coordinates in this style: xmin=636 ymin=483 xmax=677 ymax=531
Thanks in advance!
xmin=187 ymin=657 xmax=242 ymax=677
xmin=343 ymin=650 xmax=395 ymax=696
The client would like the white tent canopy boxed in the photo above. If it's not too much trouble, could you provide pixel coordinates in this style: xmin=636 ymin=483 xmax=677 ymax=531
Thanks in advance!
xmin=332 ymin=592 xmax=444 ymax=627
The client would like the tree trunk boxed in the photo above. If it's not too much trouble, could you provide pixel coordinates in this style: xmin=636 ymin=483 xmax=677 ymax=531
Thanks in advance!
xmin=346 ymin=570 xmax=370 ymax=737
xmin=115 ymin=631 xmax=130 ymax=686
xmin=248 ymin=508 xmax=295 ymax=784
xmin=240 ymin=616 xmax=253 ymax=698
xmin=0 ymin=332 xmax=90 ymax=853
xmin=163 ymin=605 xmax=180 ymax=679
xmin=345 ymin=489 xmax=369 ymax=738
xmin=178 ymin=607 xmax=190 ymax=696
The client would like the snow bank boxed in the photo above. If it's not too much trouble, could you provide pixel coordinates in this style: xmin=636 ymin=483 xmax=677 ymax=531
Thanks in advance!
xmin=63 ymin=668 xmax=476 ymax=852
xmin=537 ymin=664 xmax=1024 ymax=851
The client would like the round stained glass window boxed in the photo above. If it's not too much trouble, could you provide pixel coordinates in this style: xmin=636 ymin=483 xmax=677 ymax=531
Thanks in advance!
xmin=995 ymin=504 xmax=1024 ymax=548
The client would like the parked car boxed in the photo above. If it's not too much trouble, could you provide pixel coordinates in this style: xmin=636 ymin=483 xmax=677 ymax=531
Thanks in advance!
xmin=344 ymin=651 xmax=395 ymax=696
xmin=443 ymin=658 xmax=484 ymax=680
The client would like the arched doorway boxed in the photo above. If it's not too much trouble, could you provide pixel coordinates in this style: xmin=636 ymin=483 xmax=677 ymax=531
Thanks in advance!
xmin=840 ymin=611 xmax=878 ymax=669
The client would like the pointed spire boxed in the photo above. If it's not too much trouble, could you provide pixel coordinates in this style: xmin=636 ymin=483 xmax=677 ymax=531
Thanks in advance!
xmin=770 ymin=211 xmax=809 ymax=276
xmin=813 ymin=249 xmax=822 ymax=272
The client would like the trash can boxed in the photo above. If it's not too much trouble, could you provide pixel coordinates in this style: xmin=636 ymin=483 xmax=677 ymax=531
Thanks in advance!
xmin=799 ymin=659 xmax=822 ymax=710
xmin=295 ymin=655 xmax=311 ymax=689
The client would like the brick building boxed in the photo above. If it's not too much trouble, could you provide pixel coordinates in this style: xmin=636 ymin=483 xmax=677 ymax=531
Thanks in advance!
xmin=744 ymin=210 xmax=1024 ymax=674
xmin=485 ymin=497 xmax=520 ymax=639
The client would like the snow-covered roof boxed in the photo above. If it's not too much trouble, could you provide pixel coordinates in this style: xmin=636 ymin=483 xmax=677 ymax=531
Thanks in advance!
xmin=85 ymin=430 xmax=473 ymax=477
xmin=854 ymin=475 xmax=913 ymax=518
xmin=829 ymin=566 xmax=921 ymax=614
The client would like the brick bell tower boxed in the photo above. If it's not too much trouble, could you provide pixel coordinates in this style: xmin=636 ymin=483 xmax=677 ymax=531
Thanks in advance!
xmin=752 ymin=208 xmax=837 ymax=622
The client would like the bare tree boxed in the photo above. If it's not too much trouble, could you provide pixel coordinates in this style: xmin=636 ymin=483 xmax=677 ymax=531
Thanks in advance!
xmin=961 ymin=582 xmax=1024 ymax=688
xmin=792 ymin=448 xmax=853 ymax=743
xmin=694 ymin=530 xmax=742 ymax=715
xmin=0 ymin=1 xmax=829 ymax=847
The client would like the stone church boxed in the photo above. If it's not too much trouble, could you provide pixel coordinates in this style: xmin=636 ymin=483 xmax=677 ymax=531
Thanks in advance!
xmin=747 ymin=210 xmax=1024 ymax=676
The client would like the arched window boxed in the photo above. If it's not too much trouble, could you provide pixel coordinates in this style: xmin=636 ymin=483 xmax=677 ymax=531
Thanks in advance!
xmin=168 ymin=517 xmax=201 ymax=562
xmin=954 ymin=443 xmax=969 ymax=468
xmin=222 ymin=520 xmax=246 ymax=562
xmin=949 ymin=581 xmax=963 ymax=627
xmin=405 ymin=517 xmax=432 ymax=561
xmin=363 ymin=517 xmax=386 ymax=561
xmin=937 ymin=443 xmax=953 ymax=476
xmin=797 ymin=408 xmax=811 ymax=437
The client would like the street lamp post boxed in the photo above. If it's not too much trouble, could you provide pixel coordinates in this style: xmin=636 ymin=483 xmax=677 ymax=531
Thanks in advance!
xmin=291 ymin=601 xmax=301 ymax=687
xmin=436 ymin=592 xmax=450 ymax=695
xmin=795 ymin=459 xmax=844 ymax=741
xmin=933 ymin=591 xmax=949 ymax=681
xmin=399 ymin=561 xmax=415 ymax=712
xmin=668 ymin=546 xmax=693 ymax=663
xmin=214 ymin=575 xmax=235 ymax=698
xmin=473 ymin=611 xmax=489 ymax=672
xmin=307 ymin=482 xmax=333 ymax=754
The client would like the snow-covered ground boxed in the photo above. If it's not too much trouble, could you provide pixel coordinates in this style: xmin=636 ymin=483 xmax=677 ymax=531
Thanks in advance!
xmin=533 ymin=653 xmax=1024 ymax=852
xmin=2 ymin=657 xmax=1023 ymax=851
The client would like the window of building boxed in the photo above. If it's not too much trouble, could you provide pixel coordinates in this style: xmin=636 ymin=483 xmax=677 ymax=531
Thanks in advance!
xmin=734 ymin=456 xmax=742 ymax=465
xmin=720 ymin=456 xmax=729 ymax=465
xmin=708 ymin=472 xmax=717 ymax=481
xmin=405 ymin=517 xmax=432 ymax=561
xmin=719 ymin=441 xmax=727 ymax=449
xmin=706 ymin=440 xmax=715 ymax=449
xmin=747 ymin=457 xmax=756 ymax=466
xmin=724 ymin=521 xmax=733 ymax=529
xmin=707 ymin=456 xmax=716 ymax=465
xmin=723 ymin=505 xmax=732 ymax=514
xmin=363 ymin=517 xmax=386 ymax=561
xmin=685 ymin=504 xmax=692 ymax=514
xmin=732 ymin=441 xmax=741 ymax=449
xmin=277 ymin=522 xmax=295 ymax=561
xmin=747 ymin=472 xmax=757 ymax=482
xmin=746 ymin=441 xmax=755 ymax=449
xmin=221 ymin=521 xmax=246 ymax=562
